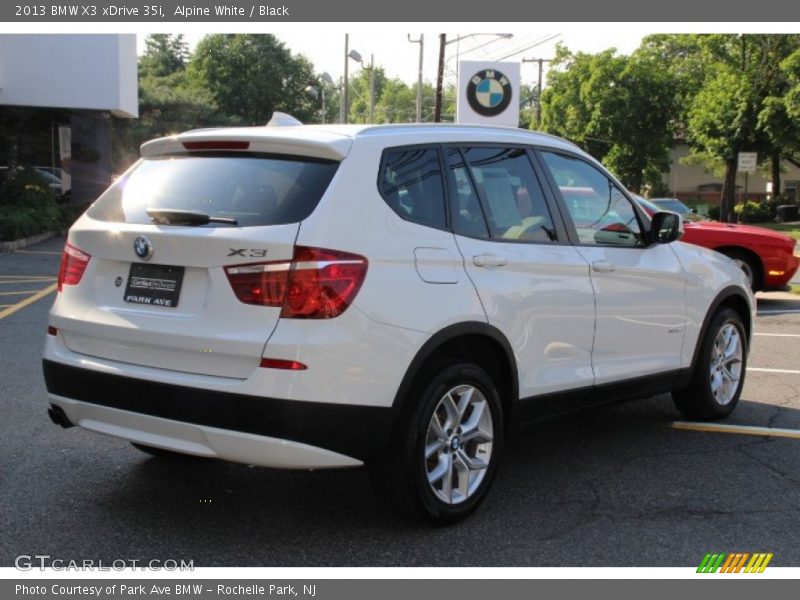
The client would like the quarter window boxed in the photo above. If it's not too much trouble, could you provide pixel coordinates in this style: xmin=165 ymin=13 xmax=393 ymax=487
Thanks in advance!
xmin=541 ymin=152 xmax=644 ymax=247
xmin=380 ymin=148 xmax=447 ymax=229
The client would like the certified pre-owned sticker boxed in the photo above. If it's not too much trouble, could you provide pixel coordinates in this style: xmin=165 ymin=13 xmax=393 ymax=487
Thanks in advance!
xmin=466 ymin=69 xmax=513 ymax=117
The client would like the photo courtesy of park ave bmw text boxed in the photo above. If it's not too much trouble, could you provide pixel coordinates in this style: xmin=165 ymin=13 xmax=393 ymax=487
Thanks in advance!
xmin=1 ymin=0 xmax=800 ymax=595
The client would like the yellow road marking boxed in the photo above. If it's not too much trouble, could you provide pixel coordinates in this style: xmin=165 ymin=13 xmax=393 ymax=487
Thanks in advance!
xmin=0 ymin=283 xmax=57 ymax=320
xmin=672 ymin=421 xmax=800 ymax=440
xmin=0 ymin=304 xmax=12 ymax=308
xmin=12 ymin=250 xmax=62 ymax=255
xmin=0 ymin=275 xmax=56 ymax=279
xmin=0 ymin=290 xmax=42 ymax=296
xmin=0 ymin=278 xmax=56 ymax=283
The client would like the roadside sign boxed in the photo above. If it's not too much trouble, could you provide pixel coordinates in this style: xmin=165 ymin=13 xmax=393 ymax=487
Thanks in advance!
xmin=457 ymin=61 xmax=520 ymax=126
xmin=737 ymin=152 xmax=757 ymax=173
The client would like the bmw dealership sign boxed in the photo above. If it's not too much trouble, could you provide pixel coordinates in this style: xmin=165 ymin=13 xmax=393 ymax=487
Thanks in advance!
xmin=457 ymin=61 xmax=521 ymax=126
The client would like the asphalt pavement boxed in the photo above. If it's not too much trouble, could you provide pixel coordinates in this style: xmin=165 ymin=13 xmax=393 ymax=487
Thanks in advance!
xmin=1 ymin=236 xmax=799 ymax=567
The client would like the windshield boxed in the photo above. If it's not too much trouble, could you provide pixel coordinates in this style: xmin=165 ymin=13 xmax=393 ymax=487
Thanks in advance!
xmin=88 ymin=154 xmax=339 ymax=227
xmin=652 ymin=199 xmax=689 ymax=213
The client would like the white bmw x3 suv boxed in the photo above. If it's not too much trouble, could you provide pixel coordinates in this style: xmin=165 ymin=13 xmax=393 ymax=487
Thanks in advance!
xmin=44 ymin=122 xmax=754 ymax=523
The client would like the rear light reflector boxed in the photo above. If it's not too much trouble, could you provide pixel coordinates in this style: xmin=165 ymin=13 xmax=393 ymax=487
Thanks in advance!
xmin=47 ymin=326 xmax=58 ymax=336
xmin=57 ymin=243 xmax=91 ymax=292
xmin=260 ymin=358 xmax=307 ymax=371
xmin=182 ymin=141 xmax=250 ymax=151
xmin=225 ymin=246 xmax=368 ymax=319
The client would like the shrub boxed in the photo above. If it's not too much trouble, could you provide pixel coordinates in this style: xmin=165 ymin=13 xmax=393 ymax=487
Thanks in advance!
xmin=0 ymin=166 xmax=60 ymax=241
xmin=708 ymin=205 xmax=721 ymax=221
xmin=734 ymin=200 xmax=775 ymax=223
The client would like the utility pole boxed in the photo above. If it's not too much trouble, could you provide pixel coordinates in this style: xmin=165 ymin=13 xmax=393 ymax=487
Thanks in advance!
xmin=434 ymin=33 xmax=446 ymax=123
xmin=522 ymin=57 xmax=552 ymax=129
xmin=341 ymin=33 xmax=349 ymax=124
xmin=369 ymin=54 xmax=375 ymax=123
xmin=407 ymin=34 xmax=424 ymax=123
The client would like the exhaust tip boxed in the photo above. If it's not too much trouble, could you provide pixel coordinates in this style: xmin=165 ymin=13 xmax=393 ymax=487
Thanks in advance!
xmin=48 ymin=404 xmax=74 ymax=429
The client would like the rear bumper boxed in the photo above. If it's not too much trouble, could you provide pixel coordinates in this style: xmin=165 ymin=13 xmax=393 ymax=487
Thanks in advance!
xmin=43 ymin=360 xmax=395 ymax=467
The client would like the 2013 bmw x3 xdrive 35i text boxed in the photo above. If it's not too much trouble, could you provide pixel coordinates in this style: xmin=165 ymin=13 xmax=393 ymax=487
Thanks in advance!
xmin=43 ymin=122 xmax=755 ymax=523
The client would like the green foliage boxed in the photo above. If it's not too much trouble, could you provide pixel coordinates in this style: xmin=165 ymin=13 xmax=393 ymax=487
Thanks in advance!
xmin=708 ymin=205 xmax=721 ymax=221
xmin=734 ymin=200 xmax=776 ymax=223
xmin=0 ymin=167 xmax=60 ymax=241
xmin=540 ymin=45 xmax=677 ymax=192
xmin=188 ymin=34 xmax=318 ymax=125
xmin=139 ymin=34 xmax=188 ymax=78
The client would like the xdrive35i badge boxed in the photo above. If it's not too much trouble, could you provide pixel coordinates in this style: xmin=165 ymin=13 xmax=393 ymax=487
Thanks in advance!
xmin=133 ymin=236 xmax=153 ymax=260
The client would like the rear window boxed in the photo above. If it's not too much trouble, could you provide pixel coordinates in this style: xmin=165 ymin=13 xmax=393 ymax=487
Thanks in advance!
xmin=88 ymin=154 xmax=339 ymax=226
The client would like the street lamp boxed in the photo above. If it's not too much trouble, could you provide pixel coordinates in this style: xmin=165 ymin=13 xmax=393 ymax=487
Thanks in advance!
xmin=306 ymin=72 xmax=333 ymax=124
xmin=347 ymin=49 xmax=376 ymax=123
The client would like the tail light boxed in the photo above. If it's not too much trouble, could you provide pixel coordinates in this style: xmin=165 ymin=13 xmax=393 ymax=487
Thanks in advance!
xmin=224 ymin=246 xmax=368 ymax=319
xmin=57 ymin=243 xmax=90 ymax=292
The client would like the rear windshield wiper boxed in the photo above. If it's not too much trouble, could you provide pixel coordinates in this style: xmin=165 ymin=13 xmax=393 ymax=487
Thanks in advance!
xmin=147 ymin=208 xmax=238 ymax=226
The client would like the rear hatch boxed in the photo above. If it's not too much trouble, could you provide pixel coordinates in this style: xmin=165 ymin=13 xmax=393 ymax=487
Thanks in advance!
xmin=56 ymin=138 xmax=344 ymax=379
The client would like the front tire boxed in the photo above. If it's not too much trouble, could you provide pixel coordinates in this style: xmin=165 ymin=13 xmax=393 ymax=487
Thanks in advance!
xmin=371 ymin=362 xmax=504 ymax=524
xmin=673 ymin=307 xmax=747 ymax=420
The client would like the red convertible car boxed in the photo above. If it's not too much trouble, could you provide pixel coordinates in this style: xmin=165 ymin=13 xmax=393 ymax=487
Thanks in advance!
xmin=637 ymin=197 xmax=799 ymax=291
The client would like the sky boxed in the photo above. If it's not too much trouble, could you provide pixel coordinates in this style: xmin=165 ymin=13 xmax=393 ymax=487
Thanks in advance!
xmin=136 ymin=29 xmax=646 ymax=89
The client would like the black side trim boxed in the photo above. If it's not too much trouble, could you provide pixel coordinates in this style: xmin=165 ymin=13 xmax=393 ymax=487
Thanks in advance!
xmin=391 ymin=321 xmax=519 ymax=409
xmin=42 ymin=360 xmax=394 ymax=462
xmin=514 ymin=369 xmax=687 ymax=430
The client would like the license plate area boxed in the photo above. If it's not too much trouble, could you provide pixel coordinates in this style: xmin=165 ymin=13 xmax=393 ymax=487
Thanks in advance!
xmin=124 ymin=263 xmax=185 ymax=308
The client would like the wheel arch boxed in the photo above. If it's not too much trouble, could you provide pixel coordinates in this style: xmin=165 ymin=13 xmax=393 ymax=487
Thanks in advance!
xmin=714 ymin=245 xmax=764 ymax=291
xmin=681 ymin=285 xmax=753 ymax=388
xmin=391 ymin=322 xmax=519 ymax=433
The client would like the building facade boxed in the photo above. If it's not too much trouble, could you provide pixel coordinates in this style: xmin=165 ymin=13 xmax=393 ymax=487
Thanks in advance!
xmin=0 ymin=34 xmax=137 ymax=202
xmin=664 ymin=143 xmax=800 ymax=209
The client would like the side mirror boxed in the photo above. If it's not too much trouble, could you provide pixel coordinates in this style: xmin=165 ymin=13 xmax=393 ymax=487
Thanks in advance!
xmin=650 ymin=211 xmax=683 ymax=244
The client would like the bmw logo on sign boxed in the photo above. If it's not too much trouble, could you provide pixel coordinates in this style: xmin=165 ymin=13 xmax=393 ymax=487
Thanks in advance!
xmin=457 ymin=61 xmax=520 ymax=126
xmin=133 ymin=236 xmax=153 ymax=261
xmin=467 ymin=69 xmax=513 ymax=117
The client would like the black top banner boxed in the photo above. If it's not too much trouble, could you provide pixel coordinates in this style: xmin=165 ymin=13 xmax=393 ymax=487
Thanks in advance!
xmin=3 ymin=0 xmax=800 ymax=22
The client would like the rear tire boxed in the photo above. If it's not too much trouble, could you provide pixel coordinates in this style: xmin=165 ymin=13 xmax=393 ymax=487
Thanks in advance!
xmin=371 ymin=362 xmax=503 ymax=525
xmin=673 ymin=307 xmax=747 ymax=421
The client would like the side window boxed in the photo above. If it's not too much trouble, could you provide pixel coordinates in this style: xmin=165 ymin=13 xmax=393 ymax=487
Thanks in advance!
xmin=380 ymin=148 xmax=446 ymax=229
xmin=463 ymin=147 xmax=558 ymax=243
xmin=445 ymin=148 xmax=490 ymax=239
xmin=541 ymin=152 xmax=644 ymax=247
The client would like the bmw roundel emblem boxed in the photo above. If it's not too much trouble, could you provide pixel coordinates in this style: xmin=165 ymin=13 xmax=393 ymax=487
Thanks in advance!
xmin=466 ymin=69 xmax=513 ymax=117
xmin=133 ymin=236 xmax=153 ymax=260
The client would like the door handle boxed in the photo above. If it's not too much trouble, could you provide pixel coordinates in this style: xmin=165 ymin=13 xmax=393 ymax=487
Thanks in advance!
xmin=473 ymin=254 xmax=508 ymax=268
xmin=591 ymin=260 xmax=616 ymax=273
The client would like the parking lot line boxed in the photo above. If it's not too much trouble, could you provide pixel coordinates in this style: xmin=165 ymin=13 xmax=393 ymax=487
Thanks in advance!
xmin=748 ymin=367 xmax=800 ymax=374
xmin=672 ymin=421 xmax=800 ymax=440
xmin=753 ymin=332 xmax=800 ymax=338
xmin=0 ymin=290 xmax=43 ymax=296
xmin=12 ymin=250 xmax=62 ymax=255
xmin=0 ymin=283 xmax=57 ymax=320
xmin=0 ymin=275 xmax=55 ymax=279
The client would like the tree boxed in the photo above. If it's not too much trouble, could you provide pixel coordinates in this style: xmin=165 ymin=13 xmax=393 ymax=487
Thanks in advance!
xmin=139 ymin=34 xmax=188 ymax=78
xmin=188 ymin=34 xmax=318 ymax=125
xmin=348 ymin=66 xmax=388 ymax=123
xmin=684 ymin=35 xmax=800 ymax=221
xmin=540 ymin=46 xmax=678 ymax=193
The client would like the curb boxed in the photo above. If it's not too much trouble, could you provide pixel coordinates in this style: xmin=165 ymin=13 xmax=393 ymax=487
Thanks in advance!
xmin=0 ymin=231 xmax=54 ymax=254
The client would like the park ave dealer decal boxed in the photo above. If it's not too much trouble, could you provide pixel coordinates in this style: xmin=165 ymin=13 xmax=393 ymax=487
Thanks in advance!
xmin=466 ymin=69 xmax=513 ymax=117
